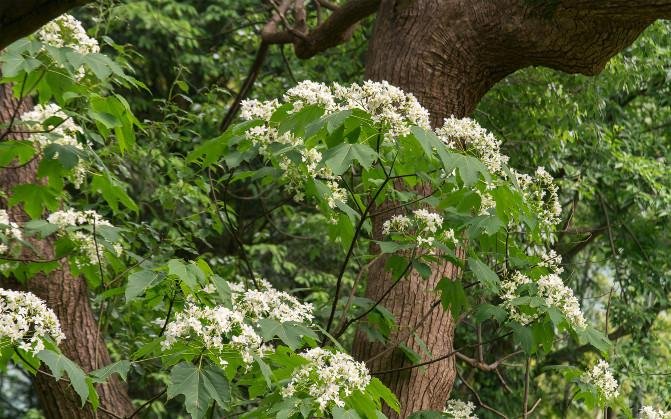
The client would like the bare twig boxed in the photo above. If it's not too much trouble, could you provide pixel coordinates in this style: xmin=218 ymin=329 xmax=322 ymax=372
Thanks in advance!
xmin=457 ymin=368 xmax=509 ymax=418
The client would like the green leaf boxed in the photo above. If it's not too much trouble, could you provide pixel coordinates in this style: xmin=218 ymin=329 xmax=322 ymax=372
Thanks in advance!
xmin=412 ymin=261 xmax=432 ymax=280
xmin=578 ymin=326 xmax=611 ymax=354
xmin=399 ymin=343 xmax=421 ymax=364
xmin=323 ymin=143 xmax=378 ymax=175
xmin=278 ymin=104 xmax=325 ymax=137
xmin=435 ymin=277 xmax=468 ymax=317
xmin=377 ymin=241 xmax=413 ymax=254
xmin=442 ymin=152 xmax=490 ymax=186
xmin=37 ymin=349 xmax=89 ymax=406
xmin=257 ymin=318 xmax=317 ymax=350
xmin=211 ymin=274 xmax=232 ymax=307
xmin=23 ymin=219 xmax=59 ymax=237
xmin=333 ymin=407 xmax=362 ymax=419
xmin=89 ymin=360 xmax=131 ymax=383
xmin=168 ymin=259 xmax=198 ymax=289
xmin=9 ymin=184 xmax=59 ymax=219
xmin=409 ymin=126 xmax=444 ymax=161
xmin=473 ymin=304 xmax=507 ymax=323
xmin=367 ymin=377 xmax=400 ymax=413
xmin=125 ymin=270 xmax=158 ymax=301
xmin=167 ymin=363 xmax=231 ymax=419
xmin=90 ymin=172 xmax=138 ymax=214
xmin=186 ymin=133 xmax=232 ymax=167
xmin=468 ymin=258 xmax=500 ymax=292
xmin=512 ymin=323 xmax=535 ymax=354
xmin=0 ymin=141 xmax=36 ymax=166
xmin=88 ymin=110 xmax=121 ymax=129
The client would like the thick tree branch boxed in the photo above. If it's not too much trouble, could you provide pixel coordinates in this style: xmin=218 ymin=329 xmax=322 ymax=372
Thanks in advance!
xmin=261 ymin=0 xmax=380 ymax=58
xmin=0 ymin=0 xmax=91 ymax=50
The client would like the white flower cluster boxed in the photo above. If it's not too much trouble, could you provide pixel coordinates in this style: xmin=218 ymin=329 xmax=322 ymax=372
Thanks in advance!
xmin=239 ymin=80 xmax=431 ymax=209
xmin=537 ymin=273 xmax=586 ymax=329
xmin=0 ymin=210 xmax=22 ymax=255
xmin=640 ymin=406 xmax=671 ymax=419
xmin=282 ymin=347 xmax=371 ymax=411
xmin=443 ymin=399 xmax=478 ymax=419
xmin=499 ymin=271 xmax=586 ymax=329
xmin=239 ymin=99 xmax=279 ymax=121
xmin=476 ymin=190 xmax=496 ymax=216
xmin=581 ymin=360 xmax=620 ymax=401
xmin=47 ymin=208 xmax=112 ymax=228
xmin=20 ymin=103 xmax=87 ymax=188
xmin=232 ymin=278 xmax=314 ymax=324
xmin=382 ymin=209 xmax=455 ymax=248
xmin=36 ymin=14 xmax=100 ymax=55
xmin=285 ymin=80 xmax=337 ymax=112
xmin=537 ymin=248 xmax=564 ymax=274
xmin=529 ymin=167 xmax=562 ymax=228
xmin=36 ymin=14 xmax=100 ymax=80
xmin=164 ymin=280 xmax=314 ymax=364
xmin=437 ymin=116 xmax=508 ymax=175
xmin=333 ymin=80 xmax=431 ymax=139
xmin=47 ymin=209 xmax=121 ymax=267
xmin=277 ymin=148 xmax=345 ymax=208
xmin=0 ymin=288 xmax=64 ymax=354
xmin=162 ymin=302 xmax=267 ymax=364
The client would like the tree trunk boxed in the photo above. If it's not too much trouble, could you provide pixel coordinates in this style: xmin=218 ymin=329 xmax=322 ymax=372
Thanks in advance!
xmin=0 ymin=85 xmax=134 ymax=418
xmin=352 ymin=3 xmax=507 ymax=416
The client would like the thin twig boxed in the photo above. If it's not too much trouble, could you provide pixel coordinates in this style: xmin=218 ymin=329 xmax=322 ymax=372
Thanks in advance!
xmin=126 ymin=389 xmax=167 ymax=419
xmin=457 ymin=368 xmax=509 ymax=418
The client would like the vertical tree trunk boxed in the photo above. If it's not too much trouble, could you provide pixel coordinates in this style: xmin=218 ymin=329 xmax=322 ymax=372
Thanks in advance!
xmin=351 ymin=2 xmax=511 ymax=416
xmin=0 ymin=85 xmax=134 ymax=418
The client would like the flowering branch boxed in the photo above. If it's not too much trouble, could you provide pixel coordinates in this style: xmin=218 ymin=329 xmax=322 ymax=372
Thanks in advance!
xmin=323 ymin=173 xmax=391 ymax=337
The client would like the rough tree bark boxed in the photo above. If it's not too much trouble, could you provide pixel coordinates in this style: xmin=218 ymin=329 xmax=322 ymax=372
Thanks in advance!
xmin=0 ymin=85 xmax=134 ymax=418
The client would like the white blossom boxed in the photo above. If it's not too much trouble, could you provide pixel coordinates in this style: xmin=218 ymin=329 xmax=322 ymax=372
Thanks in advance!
xmin=240 ymin=99 xmax=279 ymax=121
xmin=47 ymin=209 xmax=119 ymax=267
xmin=499 ymin=271 xmax=586 ymax=329
xmin=0 ymin=210 xmax=23 ymax=255
xmin=381 ymin=210 xmax=451 ymax=249
xmin=284 ymin=80 xmax=336 ymax=112
xmin=640 ymin=406 xmax=671 ymax=419
xmin=19 ymin=104 xmax=87 ymax=188
xmin=443 ymin=399 xmax=478 ymax=419
xmin=232 ymin=279 xmax=314 ymax=324
xmin=47 ymin=208 xmax=112 ymax=228
xmin=532 ymin=167 xmax=562 ymax=227
xmin=162 ymin=279 xmax=314 ymax=364
xmin=382 ymin=214 xmax=411 ymax=235
xmin=282 ymin=348 xmax=371 ymax=411
xmin=437 ymin=116 xmax=508 ymax=175
xmin=0 ymin=289 xmax=64 ymax=355
xmin=536 ymin=248 xmax=564 ymax=274
xmin=581 ymin=360 xmax=619 ymax=401
xmin=334 ymin=80 xmax=430 ymax=140
xmin=499 ymin=271 xmax=537 ymax=324
xmin=36 ymin=14 xmax=99 ymax=55
xmin=537 ymin=273 xmax=586 ymax=329
xmin=477 ymin=190 xmax=496 ymax=216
